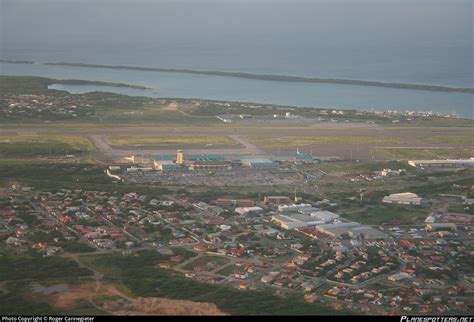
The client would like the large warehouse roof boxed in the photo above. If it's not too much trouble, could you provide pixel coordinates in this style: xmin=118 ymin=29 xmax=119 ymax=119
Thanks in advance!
xmin=187 ymin=154 xmax=225 ymax=161
xmin=151 ymin=154 xmax=176 ymax=161
xmin=273 ymin=153 xmax=313 ymax=160
xmin=241 ymin=158 xmax=276 ymax=167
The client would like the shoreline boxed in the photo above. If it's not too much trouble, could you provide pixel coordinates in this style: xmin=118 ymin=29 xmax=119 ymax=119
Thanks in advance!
xmin=1 ymin=75 xmax=471 ymax=120
xmin=1 ymin=75 xmax=468 ymax=120
xmin=0 ymin=75 xmax=150 ymax=91
xmin=1 ymin=59 xmax=473 ymax=94
xmin=53 ymin=79 xmax=150 ymax=90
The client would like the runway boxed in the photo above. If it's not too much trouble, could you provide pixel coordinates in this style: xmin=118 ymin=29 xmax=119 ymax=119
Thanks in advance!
xmin=88 ymin=134 xmax=268 ymax=160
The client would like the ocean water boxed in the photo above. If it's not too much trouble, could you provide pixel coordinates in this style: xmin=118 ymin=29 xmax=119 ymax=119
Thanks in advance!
xmin=2 ymin=61 xmax=472 ymax=118
xmin=1 ymin=0 xmax=472 ymax=117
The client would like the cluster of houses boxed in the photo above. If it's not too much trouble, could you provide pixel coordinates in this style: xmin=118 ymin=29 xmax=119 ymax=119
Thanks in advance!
xmin=1 ymin=94 xmax=95 ymax=119
xmin=1 ymin=186 xmax=473 ymax=315
xmin=1 ymin=93 xmax=155 ymax=120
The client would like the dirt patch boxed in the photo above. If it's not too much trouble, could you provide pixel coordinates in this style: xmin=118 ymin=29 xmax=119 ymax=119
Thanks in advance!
xmin=28 ymin=281 xmax=227 ymax=315
xmin=103 ymin=297 xmax=228 ymax=316
xmin=48 ymin=282 xmax=97 ymax=309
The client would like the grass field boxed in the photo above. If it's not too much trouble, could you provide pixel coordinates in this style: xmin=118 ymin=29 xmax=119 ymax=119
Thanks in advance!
xmin=181 ymin=256 xmax=229 ymax=271
xmin=412 ymin=118 xmax=474 ymax=128
xmin=248 ymin=135 xmax=401 ymax=148
xmin=95 ymin=107 xmax=218 ymax=126
xmin=107 ymin=135 xmax=235 ymax=146
xmin=0 ymin=246 xmax=93 ymax=282
xmin=0 ymin=159 xmax=177 ymax=195
xmin=0 ymin=161 xmax=113 ymax=189
xmin=415 ymin=135 xmax=474 ymax=145
xmin=215 ymin=264 xmax=238 ymax=276
xmin=0 ymin=136 xmax=93 ymax=158
xmin=0 ymin=136 xmax=92 ymax=147
xmin=342 ymin=205 xmax=429 ymax=225
xmin=376 ymin=148 xmax=473 ymax=160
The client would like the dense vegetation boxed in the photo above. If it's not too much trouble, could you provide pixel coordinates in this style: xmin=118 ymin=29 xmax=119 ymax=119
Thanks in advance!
xmin=0 ymin=161 xmax=110 ymax=184
xmin=0 ymin=142 xmax=84 ymax=157
xmin=0 ymin=247 xmax=93 ymax=281
xmin=81 ymin=250 xmax=349 ymax=315
xmin=0 ymin=75 xmax=148 ymax=95
xmin=0 ymin=76 xmax=66 ymax=95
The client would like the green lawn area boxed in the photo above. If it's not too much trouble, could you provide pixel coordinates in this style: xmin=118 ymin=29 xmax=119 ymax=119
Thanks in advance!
xmin=0 ymin=161 xmax=112 ymax=185
xmin=107 ymin=135 xmax=235 ymax=146
xmin=78 ymin=250 xmax=349 ymax=315
xmin=0 ymin=159 xmax=176 ymax=196
xmin=342 ymin=205 xmax=429 ymax=225
xmin=0 ymin=247 xmax=93 ymax=281
xmin=467 ymin=297 xmax=474 ymax=312
xmin=181 ymin=256 xmax=229 ymax=271
xmin=446 ymin=201 xmax=469 ymax=213
xmin=412 ymin=118 xmax=474 ymax=127
xmin=96 ymin=107 xmax=217 ymax=126
xmin=248 ymin=135 xmax=400 ymax=148
xmin=0 ymin=136 xmax=93 ymax=158
xmin=0 ymin=136 xmax=92 ymax=149
xmin=59 ymin=241 xmax=96 ymax=253
xmin=416 ymin=135 xmax=473 ymax=145
xmin=215 ymin=264 xmax=238 ymax=276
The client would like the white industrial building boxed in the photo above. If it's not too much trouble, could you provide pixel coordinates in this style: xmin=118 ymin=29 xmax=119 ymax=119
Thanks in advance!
xmin=382 ymin=192 xmax=422 ymax=205
xmin=240 ymin=157 xmax=277 ymax=168
xmin=235 ymin=206 xmax=264 ymax=215
xmin=316 ymin=222 xmax=388 ymax=239
xmin=315 ymin=222 xmax=359 ymax=235
xmin=272 ymin=208 xmax=386 ymax=239
xmin=153 ymin=160 xmax=181 ymax=171
xmin=277 ymin=204 xmax=313 ymax=213
xmin=307 ymin=210 xmax=340 ymax=222
xmin=272 ymin=208 xmax=341 ymax=230
xmin=272 ymin=214 xmax=325 ymax=230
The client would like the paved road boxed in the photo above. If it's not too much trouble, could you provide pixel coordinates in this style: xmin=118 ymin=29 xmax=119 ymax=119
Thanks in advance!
xmin=374 ymin=146 xmax=471 ymax=149
xmin=227 ymin=135 xmax=265 ymax=154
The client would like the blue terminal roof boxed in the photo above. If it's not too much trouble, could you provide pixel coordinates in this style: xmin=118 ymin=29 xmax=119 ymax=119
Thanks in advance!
xmin=161 ymin=163 xmax=181 ymax=170
xmin=250 ymin=162 xmax=277 ymax=167
xmin=186 ymin=154 xmax=225 ymax=161
xmin=272 ymin=153 xmax=313 ymax=159
xmin=150 ymin=154 xmax=176 ymax=161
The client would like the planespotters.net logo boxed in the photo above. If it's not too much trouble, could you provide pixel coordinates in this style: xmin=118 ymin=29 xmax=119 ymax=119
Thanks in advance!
xmin=401 ymin=317 xmax=473 ymax=322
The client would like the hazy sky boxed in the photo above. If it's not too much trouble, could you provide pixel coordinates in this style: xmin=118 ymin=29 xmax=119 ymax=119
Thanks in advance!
xmin=0 ymin=0 xmax=472 ymax=85
xmin=1 ymin=0 xmax=471 ymax=50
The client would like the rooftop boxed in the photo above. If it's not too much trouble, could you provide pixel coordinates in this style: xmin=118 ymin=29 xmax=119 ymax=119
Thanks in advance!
xmin=150 ymin=154 xmax=176 ymax=161
xmin=187 ymin=154 xmax=225 ymax=161
xmin=241 ymin=157 xmax=275 ymax=164
xmin=272 ymin=153 xmax=313 ymax=160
